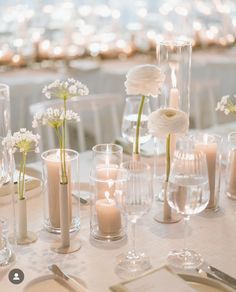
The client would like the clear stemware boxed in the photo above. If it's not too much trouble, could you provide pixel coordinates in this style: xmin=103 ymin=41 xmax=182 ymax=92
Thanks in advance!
xmin=121 ymin=96 xmax=151 ymax=148
xmin=167 ymin=149 xmax=210 ymax=269
xmin=115 ymin=160 xmax=153 ymax=279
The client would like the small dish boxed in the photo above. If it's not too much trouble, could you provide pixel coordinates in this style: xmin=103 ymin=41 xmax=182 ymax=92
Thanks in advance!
xmin=24 ymin=274 xmax=86 ymax=292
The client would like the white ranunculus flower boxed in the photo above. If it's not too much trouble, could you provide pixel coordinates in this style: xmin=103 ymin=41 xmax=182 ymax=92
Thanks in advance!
xmin=125 ymin=64 xmax=165 ymax=97
xmin=148 ymin=108 xmax=189 ymax=137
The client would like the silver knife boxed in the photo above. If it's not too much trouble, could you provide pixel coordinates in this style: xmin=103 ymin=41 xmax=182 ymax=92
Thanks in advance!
xmin=197 ymin=268 xmax=236 ymax=290
xmin=208 ymin=265 xmax=236 ymax=288
xmin=48 ymin=264 xmax=88 ymax=292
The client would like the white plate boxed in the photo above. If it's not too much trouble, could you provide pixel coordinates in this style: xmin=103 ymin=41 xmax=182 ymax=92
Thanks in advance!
xmin=179 ymin=274 xmax=234 ymax=292
xmin=23 ymin=274 xmax=86 ymax=292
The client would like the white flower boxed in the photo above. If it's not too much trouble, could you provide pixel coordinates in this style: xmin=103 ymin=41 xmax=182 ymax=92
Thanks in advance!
xmin=42 ymin=78 xmax=89 ymax=100
xmin=32 ymin=107 xmax=80 ymax=129
xmin=125 ymin=64 xmax=165 ymax=97
xmin=216 ymin=95 xmax=236 ymax=115
xmin=2 ymin=129 xmax=40 ymax=153
xmin=148 ymin=108 xmax=189 ymax=138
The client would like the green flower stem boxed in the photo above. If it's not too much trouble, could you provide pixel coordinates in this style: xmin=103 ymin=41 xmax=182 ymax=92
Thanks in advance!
xmin=18 ymin=152 xmax=27 ymax=200
xmin=134 ymin=95 xmax=145 ymax=155
xmin=166 ymin=134 xmax=171 ymax=182
xmin=61 ymin=98 xmax=68 ymax=184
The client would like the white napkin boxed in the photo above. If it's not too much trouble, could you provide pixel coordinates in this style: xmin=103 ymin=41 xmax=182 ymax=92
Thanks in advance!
xmin=110 ymin=266 xmax=196 ymax=292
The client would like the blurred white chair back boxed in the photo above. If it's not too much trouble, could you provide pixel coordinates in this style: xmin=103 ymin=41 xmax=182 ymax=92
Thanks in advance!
xmin=29 ymin=93 xmax=123 ymax=152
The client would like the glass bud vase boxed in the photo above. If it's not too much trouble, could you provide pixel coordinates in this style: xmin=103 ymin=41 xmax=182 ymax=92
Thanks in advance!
xmin=90 ymin=144 xmax=126 ymax=241
xmin=41 ymin=149 xmax=80 ymax=233
xmin=154 ymin=40 xmax=192 ymax=223
xmin=226 ymin=132 xmax=236 ymax=200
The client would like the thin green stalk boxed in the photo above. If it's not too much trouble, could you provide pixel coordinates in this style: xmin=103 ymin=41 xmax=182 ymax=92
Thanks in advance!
xmin=134 ymin=95 xmax=145 ymax=155
xmin=61 ymin=98 xmax=68 ymax=184
xmin=166 ymin=134 xmax=171 ymax=182
xmin=18 ymin=152 xmax=27 ymax=200
xmin=55 ymin=127 xmax=64 ymax=183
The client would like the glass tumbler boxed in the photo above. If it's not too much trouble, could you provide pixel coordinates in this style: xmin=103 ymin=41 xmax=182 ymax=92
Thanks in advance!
xmin=0 ymin=218 xmax=14 ymax=266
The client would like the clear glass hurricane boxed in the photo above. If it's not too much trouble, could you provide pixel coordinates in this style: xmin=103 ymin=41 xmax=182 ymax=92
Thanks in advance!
xmin=167 ymin=149 xmax=210 ymax=269
xmin=115 ymin=160 xmax=153 ymax=279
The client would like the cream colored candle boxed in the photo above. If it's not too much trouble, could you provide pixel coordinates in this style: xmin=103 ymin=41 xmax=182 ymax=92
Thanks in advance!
xmin=169 ymin=88 xmax=180 ymax=109
xmin=227 ymin=149 xmax=236 ymax=199
xmin=195 ymin=142 xmax=217 ymax=208
xmin=95 ymin=166 xmax=118 ymax=199
xmin=46 ymin=153 xmax=72 ymax=229
xmin=96 ymin=191 xmax=121 ymax=235
xmin=169 ymin=88 xmax=180 ymax=160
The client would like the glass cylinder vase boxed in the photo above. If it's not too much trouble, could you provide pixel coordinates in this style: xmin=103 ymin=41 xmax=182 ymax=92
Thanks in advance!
xmin=154 ymin=40 xmax=192 ymax=223
xmin=0 ymin=83 xmax=11 ymax=139
xmin=90 ymin=144 xmax=126 ymax=241
xmin=226 ymin=132 xmax=236 ymax=200
xmin=194 ymin=133 xmax=223 ymax=211
xmin=41 ymin=149 xmax=80 ymax=233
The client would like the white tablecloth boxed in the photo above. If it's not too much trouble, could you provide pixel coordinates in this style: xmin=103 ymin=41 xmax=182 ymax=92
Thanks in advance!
xmin=0 ymin=151 xmax=236 ymax=292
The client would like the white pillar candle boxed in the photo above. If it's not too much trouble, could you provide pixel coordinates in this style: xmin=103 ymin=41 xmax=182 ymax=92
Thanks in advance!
xmin=45 ymin=152 xmax=72 ymax=229
xmin=96 ymin=191 xmax=121 ymax=235
xmin=195 ymin=142 xmax=217 ymax=208
xmin=169 ymin=88 xmax=180 ymax=160
xmin=227 ymin=149 xmax=236 ymax=198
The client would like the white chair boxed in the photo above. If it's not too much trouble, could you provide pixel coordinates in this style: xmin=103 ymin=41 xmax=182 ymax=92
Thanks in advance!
xmin=29 ymin=93 xmax=124 ymax=152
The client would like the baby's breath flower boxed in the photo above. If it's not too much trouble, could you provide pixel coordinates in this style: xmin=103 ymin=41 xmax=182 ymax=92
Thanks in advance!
xmin=2 ymin=129 xmax=40 ymax=154
xmin=32 ymin=108 xmax=80 ymax=129
xmin=216 ymin=95 xmax=236 ymax=115
xmin=42 ymin=78 xmax=89 ymax=100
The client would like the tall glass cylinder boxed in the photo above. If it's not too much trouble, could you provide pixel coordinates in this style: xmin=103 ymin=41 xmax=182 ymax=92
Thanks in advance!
xmin=226 ymin=132 xmax=236 ymax=200
xmin=0 ymin=84 xmax=11 ymax=139
xmin=156 ymin=40 xmax=192 ymax=114
xmin=41 ymin=149 xmax=80 ymax=233
xmin=154 ymin=40 xmax=192 ymax=223
xmin=90 ymin=144 xmax=126 ymax=241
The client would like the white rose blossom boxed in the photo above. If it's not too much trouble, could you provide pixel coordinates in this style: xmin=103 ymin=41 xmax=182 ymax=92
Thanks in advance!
xmin=148 ymin=108 xmax=189 ymax=138
xmin=125 ymin=64 xmax=165 ymax=97
xmin=215 ymin=95 xmax=236 ymax=115
xmin=42 ymin=78 xmax=89 ymax=100
xmin=32 ymin=108 xmax=80 ymax=129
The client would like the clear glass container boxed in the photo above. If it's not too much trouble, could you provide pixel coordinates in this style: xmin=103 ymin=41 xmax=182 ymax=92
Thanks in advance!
xmin=194 ymin=133 xmax=223 ymax=210
xmin=121 ymin=96 xmax=151 ymax=145
xmin=41 ymin=149 xmax=80 ymax=233
xmin=0 ymin=218 xmax=14 ymax=266
xmin=0 ymin=84 xmax=11 ymax=139
xmin=90 ymin=144 xmax=126 ymax=241
xmin=226 ymin=132 xmax=236 ymax=200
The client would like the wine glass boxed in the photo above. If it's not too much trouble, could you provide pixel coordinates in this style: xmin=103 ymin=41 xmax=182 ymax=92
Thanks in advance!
xmin=167 ymin=148 xmax=210 ymax=269
xmin=115 ymin=160 xmax=153 ymax=279
xmin=121 ymin=96 xmax=151 ymax=147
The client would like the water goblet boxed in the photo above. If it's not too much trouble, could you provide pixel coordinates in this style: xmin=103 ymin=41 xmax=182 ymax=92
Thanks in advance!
xmin=167 ymin=149 xmax=210 ymax=269
xmin=115 ymin=160 xmax=153 ymax=279
xmin=121 ymin=96 xmax=151 ymax=149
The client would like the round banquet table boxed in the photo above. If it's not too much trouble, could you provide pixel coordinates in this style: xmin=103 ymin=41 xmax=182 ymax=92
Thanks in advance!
xmin=0 ymin=151 xmax=236 ymax=292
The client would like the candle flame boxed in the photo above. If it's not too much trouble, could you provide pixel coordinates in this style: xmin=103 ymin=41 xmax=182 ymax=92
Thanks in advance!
xmin=171 ymin=64 xmax=177 ymax=88
xmin=105 ymin=191 xmax=112 ymax=203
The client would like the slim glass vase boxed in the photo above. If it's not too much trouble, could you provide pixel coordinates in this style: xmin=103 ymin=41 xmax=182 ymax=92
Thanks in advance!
xmin=154 ymin=40 xmax=192 ymax=224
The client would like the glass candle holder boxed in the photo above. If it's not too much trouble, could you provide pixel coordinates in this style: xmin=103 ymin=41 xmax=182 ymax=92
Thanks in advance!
xmin=226 ymin=132 xmax=236 ymax=200
xmin=41 ymin=149 xmax=80 ymax=233
xmin=194 ymin=133 xmax=223 ymax=211
xmin=90 ymin=144 xmax=126 ymax=241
